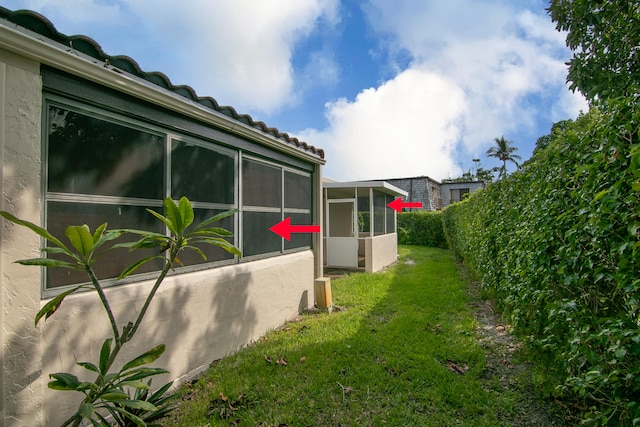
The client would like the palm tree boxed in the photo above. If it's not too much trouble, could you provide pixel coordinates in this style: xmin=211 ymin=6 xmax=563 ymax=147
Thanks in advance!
xmin=486 ymin=136 xmax=521 ymax=179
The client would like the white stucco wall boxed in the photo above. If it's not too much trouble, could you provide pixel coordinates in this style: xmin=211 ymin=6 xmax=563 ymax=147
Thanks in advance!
xmin=365 ymin=233 xmax=399 ymax=273
xmin=42 ymin=250 xmax=314 ymax=426
xmin=0 ymin=46 xmax=317 ymax=426
xmin=0 ymin=48 xmax=45 ymax=427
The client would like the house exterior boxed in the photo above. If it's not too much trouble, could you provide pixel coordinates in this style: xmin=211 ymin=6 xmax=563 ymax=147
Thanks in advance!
xmin=323 ymin=180 xmax=407 ymax=273
xmin=380 ymin=176 xmax=485 ymax=210
xmin=440 ymin=180 xmax=486 ymax=207
xmin=0 ymin=8 xmax=326 ymax=426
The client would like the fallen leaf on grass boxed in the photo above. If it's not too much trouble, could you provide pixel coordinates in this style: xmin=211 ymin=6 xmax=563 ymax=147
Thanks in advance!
xmin=265 ymin=355 xmax=272 ymax=364
xmin=276 ymin=357 xmax=288 ymax=366
xmin=425 ymin=323 xmax=443 ymax=333
xmin=207 ymin=392 xmax=247 ymax=419
xmin=446 ymin=359 xmax=469 ymax=374
xmin=299 ymin=356 xmax=307 ymax=363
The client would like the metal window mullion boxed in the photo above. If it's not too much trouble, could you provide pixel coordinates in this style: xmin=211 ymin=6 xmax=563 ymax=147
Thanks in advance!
xmin=238 ymin=151 xmax=244 ymax=258
xmin=243 ymin=206 xmax=281 ymax=213
xmin=283 ymin=208 xmax=311 ymax=214
xmin=369 ymin=188 xmax=374 ymax=235
xmin=165 ymin=134 xmax=174 ymax=202
xmin=234 ymin=150 xmax=240 ymax=257
xmin=281 ymin=168 xmax=285 ymax=253
xmin=46 ymin=193 xmax=164 ymax=207
xmin=324 ymin=187 xmax=329 ymax=238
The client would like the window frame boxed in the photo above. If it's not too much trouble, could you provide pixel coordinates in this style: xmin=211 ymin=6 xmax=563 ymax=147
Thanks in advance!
xmin=42 ymin=97 xmax=245 ymax=296
xmin=41 ymin=87 xmax=314 ymax=296
xmin=240 ymin=154 xmax=313 ymax=261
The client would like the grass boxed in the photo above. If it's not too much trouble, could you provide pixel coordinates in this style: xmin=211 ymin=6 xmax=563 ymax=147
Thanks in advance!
xmin=162 ymin=246 xmax=558 ymax=426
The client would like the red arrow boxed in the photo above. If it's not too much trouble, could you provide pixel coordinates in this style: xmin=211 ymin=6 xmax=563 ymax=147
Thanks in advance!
xmin=269 ymin=217 xmax=320 ymax=241
xmin=387 ymin=198 xmax=423 ymax=212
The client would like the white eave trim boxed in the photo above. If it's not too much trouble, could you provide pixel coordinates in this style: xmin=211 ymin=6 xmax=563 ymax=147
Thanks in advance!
xmin=0 ymin=22 xmax=325 ymax=165
xmin=323 ymin=180 xmax=408 ymax=197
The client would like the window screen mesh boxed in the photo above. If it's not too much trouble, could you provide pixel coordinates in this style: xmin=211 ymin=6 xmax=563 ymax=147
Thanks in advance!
xmin=47 ymin=106 xmax=164 ymax=199
xmin=242 ymin=159 xmax=281 ymax=208
xmin=284 ymin=171 xmax=311 ymax=210
xmin=171 ymin=140 xmax=235 ymax=204
xmin=46 ymin=202 xmax=163 ymax=288
xmin=243 ymin=211 xmax=282 ymax=256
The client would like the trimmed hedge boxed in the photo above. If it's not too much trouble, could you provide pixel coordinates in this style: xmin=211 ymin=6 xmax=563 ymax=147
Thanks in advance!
xmin=397 ymin=211 xmax=446 ymax=248
xmin=442 ymin=100 xmax=640 ymax=425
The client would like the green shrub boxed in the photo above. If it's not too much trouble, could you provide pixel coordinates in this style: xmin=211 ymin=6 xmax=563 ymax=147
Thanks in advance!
xmin=397 ymin=211 xmax=447 ymax=248
xmin=442 ymin=100 xmax=640 ymax=425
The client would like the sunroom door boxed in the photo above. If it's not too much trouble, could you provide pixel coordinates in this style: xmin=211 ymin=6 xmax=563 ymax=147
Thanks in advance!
xmin=326 ymin=199 xmax=358 ymax=268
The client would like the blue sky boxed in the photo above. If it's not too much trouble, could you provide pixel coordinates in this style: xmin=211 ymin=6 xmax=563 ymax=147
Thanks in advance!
xmin=4 ymin=0 xmax=587 ymax=181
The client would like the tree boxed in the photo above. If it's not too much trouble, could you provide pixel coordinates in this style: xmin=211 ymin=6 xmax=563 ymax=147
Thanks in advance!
xmin=472 ymin=158 xmax=495 ymax=183
xmin=486 ymin=136 xmax=521 ymax=179
xmin=533 ymin=119 xmax=574 ymax=154
xmin=547 ymin=0 xmax=640 ymax=102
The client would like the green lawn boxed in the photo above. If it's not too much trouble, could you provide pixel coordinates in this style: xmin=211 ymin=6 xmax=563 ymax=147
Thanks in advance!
xmin=162 ymin=246 xmax=559 ymax=426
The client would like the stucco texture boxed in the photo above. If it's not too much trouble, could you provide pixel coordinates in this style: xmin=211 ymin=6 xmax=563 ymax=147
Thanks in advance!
xmin=0 ymin=46 xmax=316 ymax=426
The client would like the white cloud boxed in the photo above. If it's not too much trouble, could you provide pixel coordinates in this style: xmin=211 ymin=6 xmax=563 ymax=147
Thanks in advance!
xmin=6 ymin=0 xmax=340 ymax=114
xmin=6 ymin=0 xmax=587 ymax=182
xmin=298 ymin=0 xmax=587 ymax=181
xmin=301 ymin=49 xmax=341 ymax=89
xmin=122 ymin=0 xmax=340 ymax=114
xmin=299 ymin=69 xmax=466 ymax=181
xmin=4 ymin=0 xmax=123 ymax=22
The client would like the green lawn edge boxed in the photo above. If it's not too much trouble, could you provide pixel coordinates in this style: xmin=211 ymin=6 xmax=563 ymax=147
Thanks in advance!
xmin=163 ymin=245 xmax=565 ymax=426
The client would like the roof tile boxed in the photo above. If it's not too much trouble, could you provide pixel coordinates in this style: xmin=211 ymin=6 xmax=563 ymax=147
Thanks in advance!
xmin=0 ymin=7 xmax=324 ymax=160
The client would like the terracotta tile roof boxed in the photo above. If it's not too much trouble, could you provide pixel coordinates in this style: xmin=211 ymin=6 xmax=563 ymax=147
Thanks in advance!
xmin=0 ymin=7 xmax=324 ymax=160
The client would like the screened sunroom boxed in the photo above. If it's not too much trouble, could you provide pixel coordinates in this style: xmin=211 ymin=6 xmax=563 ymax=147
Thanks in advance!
xmin=323 ymin=181 xmax=407 ymax=272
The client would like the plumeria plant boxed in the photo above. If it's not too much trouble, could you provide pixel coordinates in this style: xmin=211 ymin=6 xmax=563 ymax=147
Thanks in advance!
xmin=0 ymin=197 xmax=241 ymax=426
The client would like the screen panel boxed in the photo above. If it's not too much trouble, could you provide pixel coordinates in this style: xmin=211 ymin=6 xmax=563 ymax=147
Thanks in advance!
xmin=47 ymin=106 xmax=164 ymax=199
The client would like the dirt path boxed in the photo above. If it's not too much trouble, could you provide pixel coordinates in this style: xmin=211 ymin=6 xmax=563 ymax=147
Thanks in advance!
xmin=468 ymin=283 xmax=573 ymax=426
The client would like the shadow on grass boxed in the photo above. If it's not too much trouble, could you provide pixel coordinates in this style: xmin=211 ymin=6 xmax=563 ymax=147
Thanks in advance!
xmin=165 ymin=246 xmax=567 ymax=427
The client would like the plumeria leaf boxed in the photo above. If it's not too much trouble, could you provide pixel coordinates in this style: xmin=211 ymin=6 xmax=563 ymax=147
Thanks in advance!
xmin=118 ymin=380 xmax=151 ymax=390
xmin=184 ymin=245 xmax=207 ymax=261
xmin=163 ymin=198 xmax=182 ymax=235
xmin=92 ymin=223 xmax=108 ymax=243
xmin=118 ymin=368 xmax=169 ymax=382
xmin=191 ymin=209 xmax=238 ymax=233
xmin=121 ymin=344 xmax=166 ymax=372
xmin=92 ymin=230 xmax=125 ymax=252
xmin=0 ymin=211 xmax=70 ymax=251
xmin=148 ymin=381 xmax=173 ymax=402
xmin=77 ymin=362 xmax=99 ymax=373
xmin=145 ymin=208 xmax=177 ymax=236
xmin=18 ymin=258 xmax=83 ymax=271
xmin=119 ymin=256 xmax=165 ymax=279
xmin=178 ymin=197 xmax=194 ymax=230
xmin=65 ymin=225 xmax=95 ymax=257
xmin=35 ymin=285 xmax=89 ymax=326
xmin=109 ymin=406 xmax=146 ymax=427
xmin=190 ymin=227 xmax=233 ymax=237
xmin=101 ymin=391 xmax=131 ymax=401
xmin=112 ymin=232 xmax=170 ymax=251
xmin=99 ymin=338 xmax=113 ymax=375
xmin=76 ymin=382 xmax=98 ymax=392
xmin=41 ymin=247 xmax=74 ymax=255
xmin=48 ymin=373 xmax=80 ymax=390
xmin=78 ymin=402 xmax=95 ymax=419
xmin=114 ymin=399 xmax=158 ymax=411
xmin=191 ymin=237 xmax=241 ymax=256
